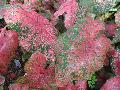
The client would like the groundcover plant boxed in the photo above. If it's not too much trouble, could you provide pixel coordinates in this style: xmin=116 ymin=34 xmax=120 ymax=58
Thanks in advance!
xmin=0 ymin=0 xmax=120 ymax=90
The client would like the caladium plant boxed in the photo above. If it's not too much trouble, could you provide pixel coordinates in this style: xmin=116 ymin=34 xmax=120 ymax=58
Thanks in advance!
xmin=0 ymin=0 xmax=120 ymax=89
xmin=24 ymin=52 xmax=55 ymax=89
xmin=112 ymin=50 xmax=120 ymax=76
xmin=100 ymin=76 xmax=120 ymax=90
xmin=54 ymin=16 xmax=111 ymax=87
xmin=2 ymin=3 xmax=57 ymax=52
xmin=0 ymin=28 xmax=19 ymax=74
xmin=51 ymin=0 xmax=78 ymax=29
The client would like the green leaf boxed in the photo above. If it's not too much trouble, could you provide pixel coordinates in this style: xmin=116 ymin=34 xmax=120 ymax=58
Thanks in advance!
xmin=2 ymin=0 xmax=7 ymax=4
xmin=77 ymin=0 xmax=93 ymax=7
xmin=22 ymin=52 xmax=32 ymax=62
xmin=38 ymin=44 xmax=50 ymax=53
xmin=69 ymin=27 xmax=79 ymax=40
xmin=58 ymin=52 xmax=68 ymax=72
xmin=7 ymin=23 xmax=21 ymax=33
xmin=88 ymin=73 xmax=97 ymax=88
xmin=59 ymin=33 xmax=71 ymax=50
xmin=37 ymin=0 xmax=42 ymax=2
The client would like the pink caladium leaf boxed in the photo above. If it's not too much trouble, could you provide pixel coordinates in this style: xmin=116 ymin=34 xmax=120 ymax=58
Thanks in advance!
xmin=66 ymin=80 xmax=87 ymax=90
xmin=55 ymin=35 xmax=111 ymax=87
xmin=54 ymin=16 xmax=111 ymax=87
xmin=100 ymin=76 xmax=120 ymax=90
xmin=78 ymin=17 xmax=105 ymax=39
xmin=52 ymin=0 xmax=78 ymax=29
xmin=24 ymin=52 xmax=47 ymax=74
xmin=0 ymin=28 xmax=19 ymax=74
xmin=105 ymin=23 xmax=117 ymax=36
xmin=3 ymin=4 xmax=57 ymax=52
xmin=58 ymin=80 xmax=87 ymax=90
xmin=24 ymin=52 xmax=55 ymax=89
xmin=113 ymin=51 xmax=120 ymax=76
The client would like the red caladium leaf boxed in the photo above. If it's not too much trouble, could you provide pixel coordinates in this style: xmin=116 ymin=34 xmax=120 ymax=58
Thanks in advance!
xmin=55 ymin=37 xmax=110 ymax=87
xmin=78 ymin=17 xmax=105 ymax=39
xmin=52 ymin=0 xmax=78 ymax=29
xmin=66 ymin=80 xmax=87 ymax=90
xmin=113 ymin=51 xmax=120 ymax=76
xmin=25 ymin=52 xmax=47 ymax=74
xmin=100 ymin=76 xmax=120 ymax=90
xmin=3 ymin=4 xmax=57 ymax=52
xmin=0 ymin=28 xmax=19 ymax=74
xmin=24 ymin=52 xmax=55 ymax=89
xmin=55 ymin=17 xmax=111 ymax=87
xmin=75 ymin=80 xmax=87 ymax=90
xmin=58 ymin=80 xmax=87 ymax=90
xmin=66 ymin=35 xmax=111 ymax=78
xmin=105 ymin=23 xmax=117 ymax=36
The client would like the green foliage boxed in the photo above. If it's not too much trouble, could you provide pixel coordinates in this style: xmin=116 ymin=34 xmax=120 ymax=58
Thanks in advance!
xmin=77 ymin=0 xmax=93 ymax=7
xmin=7 ymin=23 xmax=21 ymax=33
xmin=88 ymin=73 xmax=97 ymax=88
xmin=69 ymin=27 xmax=79 ymax=41
xmin=37 ymin=0 xmax=42 ymax=2
xmin=38 ymin=44 xmax=50 ymax=53
xmin=58 ymin=52 xmax=68 ymax=72
xmin=22 ymin=52 xmax=32 ymax=62
xmin=2 ymin=0 xmax=7 ymax=4
xmin=56 ymin=19 xmax=86 ymax=72
xmin=92 ymin=4 xmax=112 ymax=14
xmin=58 ymin=33 xmax=71 ymax=50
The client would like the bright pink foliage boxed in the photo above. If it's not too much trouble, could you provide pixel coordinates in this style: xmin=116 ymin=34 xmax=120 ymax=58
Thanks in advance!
xmin=100 ymin=76 xmax=120 ymax=90
xmin=52 ymin=0 xmax=78 ymax=29
xmin=0 ymin=1 xmax=116 ymax=89
xmin=113 ymin=51 xmax=120 ymax=76
xmin=79 ymin=17 xmax=105 ymax=39
xmin=0 ymin=28 xmax=19 ymax=74
xmin=66 ymin=80 xmax=87 ymax=90
xmin=55 ymin=17 xmax=111 ymax=87
xmin=105 ymin=23 xmax=117 ymax=36
xmin=3 ymin=4 xmax=57 ymax=52
xmin=24 ymin=52 xmax=55 ymax=88
xmin=58 ymin=80 xmax=87 ymax=90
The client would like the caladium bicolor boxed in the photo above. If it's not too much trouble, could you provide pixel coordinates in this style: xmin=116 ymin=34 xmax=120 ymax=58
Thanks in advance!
xmin=52 ymin=0 xmax=78 ymax=29
xmin=100 ymin=76 xmax=120 ymax=90
xmin=113 ymin=51 xmax=120 ymax=76
xmin=0 ymin=28 xmax=18 ymax=74
xmin=3 ymin=4 xmax=57 ymax=52
xmin=24 ymin=52 xmax=55 ymax=89
xmin=55 ymin=17 xmax=111 ymax=87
